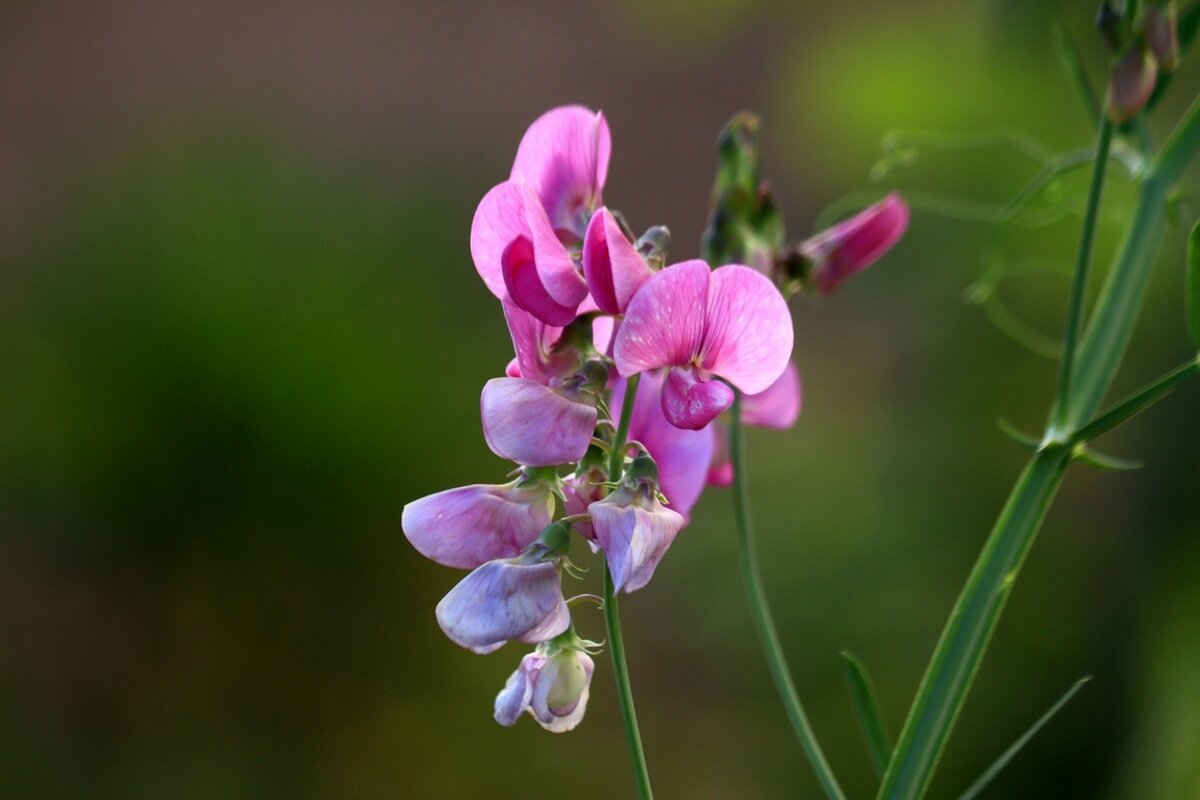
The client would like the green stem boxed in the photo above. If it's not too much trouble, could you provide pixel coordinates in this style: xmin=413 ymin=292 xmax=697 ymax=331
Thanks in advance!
xmin=1051 ymin=120 xmax=1113 ymax=435
xmin=603 ymin=372 xmax=651 ymax=800
xmin=730 ymin=394 xmax=847 ymax=800
xmin=1071 ymin=357 xmax=1200 ymax=445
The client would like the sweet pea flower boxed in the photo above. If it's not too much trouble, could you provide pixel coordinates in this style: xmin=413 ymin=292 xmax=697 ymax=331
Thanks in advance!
xmin=588 ymin=455 xmax=686 ymax=592
xmin=800 ymin=193 xmax=909 ymax=296
xmin=494 ymin=645 xmax=595 ymax=732
xmin=582 ymin=207 xmax=653 ymax=314
xmin=613 ymin=260 xmax=793 ymax=430
xmin=402 ymin=476 xmax=556 ymax=569
xmin=436 ymin=550 xmax=570 ymax=654
xmin=706 ymin=362 xmax=802 ymax=486
xmin=471 ymin=106 xmax=610 ymax=324
xmin=481 ymin=300 xmax=600 ymax=466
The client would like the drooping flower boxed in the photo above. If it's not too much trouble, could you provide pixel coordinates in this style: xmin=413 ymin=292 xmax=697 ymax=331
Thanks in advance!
xmin=799 ymin=193 xmax=909 ymax=296
xmin=705 ymin=362 xmax=802 ymax=486
xmin=588 ymin=455 xmax=686 ymax=592
xmin=613 ymin=260 xmax=794 ymax=430
xmin=436 ymin=551 xmax=570 ymax=654
xmin=402 ymin=475 xmax=556 ymax=569
xmin=471 ymin=106 xmax=610 ymax=323
xmin=480 ymin=300 xmax=601 ymax=466
xmin=494 ymin=643 xmax=595 ymax=732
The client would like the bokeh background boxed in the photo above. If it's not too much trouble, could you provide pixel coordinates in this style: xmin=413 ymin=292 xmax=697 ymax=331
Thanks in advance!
xmin=2 ymin=1 xmax=1198 ymax=797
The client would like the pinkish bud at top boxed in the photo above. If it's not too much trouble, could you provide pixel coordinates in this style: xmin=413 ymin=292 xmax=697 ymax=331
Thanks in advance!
xmin=510 ymin=106 xmax=611 ymax=239
xmin=436 ymin=554 xmax=569 ymax=654
xmin=583 ymin=207 xmax=654 ymax=314
xmin=1108 ymin=45 xmax=1158 ymax=123
xmin=402 ymin=478 xmax=556 ymax=569
xmin=613 ymin=261 xmax=794 ymax=428
xmin=800 ymin=194 xmax=909 ymax=296
xmin=588 ymin=477 xmax=686 ymax=593
xmin=1144 ymin=2 xmax=1180 ymax=72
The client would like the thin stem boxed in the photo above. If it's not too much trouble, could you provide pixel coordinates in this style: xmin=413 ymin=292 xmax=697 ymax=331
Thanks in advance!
xmin=730 ymin=394 xmax=847 ymax=800
xmin=1051 ymin=119 xmax=1113 ymax=435
xmin=603 ymin=371 xmax=651 ymax=800
xmin=604 ymin=567 xmax=653 ymax=800
xmin=1071 ymin=357 xmax=1200 ymax=445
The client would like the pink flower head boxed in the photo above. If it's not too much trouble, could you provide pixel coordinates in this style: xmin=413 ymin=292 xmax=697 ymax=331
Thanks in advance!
xmin=471 ymin=106 xmax=610 ymax=324
xmin=705 ymin=362 xmax=801 ymax=486
xmin=800 ymin=193 xmax=909 ymax=296
xmin=494 ymin=647 xmax=595 ymax=732
xmin=613 ymin=260 xmax=793 ymax=430
xmin=588 ymin=456 xmax=686 ymax=593
xmin=436 ymin=552 xmax=570 ymax=654
xmin=583 ymin=207 xmax=653 ymax=314
xmin=402 ymin=478 xmax=556 ymax=569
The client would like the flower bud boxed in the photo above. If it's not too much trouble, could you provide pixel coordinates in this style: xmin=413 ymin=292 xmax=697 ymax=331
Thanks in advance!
xmin=402 ymin=477 xmax=555 ymax=569
xmin=1107 ymin=44 xmax=1158 ymax=123
xmin=583 ymin=207 xmax=654 ymax=314
xmin=588 ymin=475 xmax=685 ymax=593
xmin=493 ymin=642 xmax=595 ymax=732
xmin=435 ymin=553 xmax=569 ymax=654
xmin=635 ymin=225 xmax=672 ymax=271
xmin=799 ymin=193 xmax=909 ymax=296
xmin=1144 ymin=2 xmax=1180 ymax=72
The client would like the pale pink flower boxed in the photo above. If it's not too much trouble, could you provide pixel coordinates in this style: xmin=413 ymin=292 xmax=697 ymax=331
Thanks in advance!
xmin=800 ymin=193 xmax=909 ymax=296
xmin=588 ymin=457 xmax=686 ymax=592
xmin=494 ymin=648 xmax=595 ymax=732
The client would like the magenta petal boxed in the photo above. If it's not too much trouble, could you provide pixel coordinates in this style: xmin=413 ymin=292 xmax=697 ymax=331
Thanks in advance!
xmin=519 ymin=183 xmax=589 ymax=309
xmin=510 ymin=106 xmax=610 ymax=236
xmin=402 ymin=482 xmax=554 ymax=569
xmin=613 ymin=260 xmax=711 ymax=377
xmin=742 ymin=362 xmax=802 ymax=429
xmin=502 ymin=237 xmax=580 ymax=327
xmin=481 ymin=377 xmax=597 ymax=466
xmin=501 ymin=298 xmax=569 ymax=386
xmin=706 ymin=420 xmax=733 ymax=487
xmin=802 ymin=193 xmax=910 ymax=296
xmin=660 ymin=367 xmax=734 ymax=430
xmin=701 ymin=264 xmax=793 ymax=395
xmin=436 ymin=558 xmax=569 ymax=654
xmin=470 ymin=181 xmax=528 ymax=299
xmin=589 ymin=491 xmax=685 ymax=593
xmin=622 ymin=373 xmax=714 ymax=517
xmin=583 ymin=207 xmax=652 ymax=314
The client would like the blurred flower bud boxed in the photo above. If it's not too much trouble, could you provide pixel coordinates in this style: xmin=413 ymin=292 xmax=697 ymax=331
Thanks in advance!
xmin=1096 ymin=2 xmax=1125 ymax=51
xmin=799 ymin=193 xmax=909 ymax=296
xmin=1107 ymin=44 xmax=1158 ymax=122
xmin=1144 ymin=2 xmax=1180 ymax=72
xmin=435 ymin=551 xmax=569 ymax=654
xmin=635 ymin=225 xmax=672 ymax=272
xmin=494 ymin=638 xmax=595 ymax=732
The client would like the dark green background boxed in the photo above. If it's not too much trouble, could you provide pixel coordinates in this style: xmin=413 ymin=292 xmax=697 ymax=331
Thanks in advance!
xmin=2 ymin=1 xmax=1198 ymax=797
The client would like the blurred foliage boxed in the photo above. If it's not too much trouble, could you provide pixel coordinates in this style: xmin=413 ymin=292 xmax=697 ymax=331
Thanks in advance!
xmin=0 ymin=1 xmax=1198 ymax=798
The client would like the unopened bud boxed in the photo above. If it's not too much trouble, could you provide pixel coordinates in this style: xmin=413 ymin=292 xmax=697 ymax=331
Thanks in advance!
xmin=1144 ymin=2 xmax=1180 ymax=72
xmin=1107 ymin=45 xmax=1158 ymax=122
xmin=635 ymin=225 xmax=671 ymax=271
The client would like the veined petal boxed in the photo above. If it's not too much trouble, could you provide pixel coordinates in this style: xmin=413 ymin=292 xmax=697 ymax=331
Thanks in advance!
xmin=622 ymin=372 xmax=713 ymax=517
xmin=801 ymin=193 xmax=909 ymax=296
xmin=502 ymin=236 xmax=579 ymax=327
xmin=583 ymin=207 xmax=652 ymax=314
xmin=435 ymin=558 xmax=569 ymax=654
xmin=700 ymin=264 xmax=793 ymax=394
xmin=510 ymin=106 xmax=610 ymax=236
xmin=481 ymin=377 xmax=597 ymax=466
xmin=589 ymin=491 xmax=685 ymax=593
xmin=470 ymin=181 xmax=527 ymax=299
xmin=612 ymin=260 xmax=710 ymax=377
xmin=402 ymin=482 xmax=555 ymax=569
xmin=519 ymin=183 xmax=589 ymax=310
xmin=742 ymin=361 xmax=802 ymax=429
xmin=494 ymin=654 xmax=541 ymax=727
xmin=661 ymin=367 xmax=734 ymax=430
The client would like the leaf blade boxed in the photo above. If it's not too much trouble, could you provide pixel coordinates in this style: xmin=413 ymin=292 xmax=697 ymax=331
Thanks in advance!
xmin=841 ymin=650 xmax=894 ymax=779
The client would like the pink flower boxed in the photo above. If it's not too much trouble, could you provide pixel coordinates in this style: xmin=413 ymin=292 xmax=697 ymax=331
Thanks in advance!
xmin=588 ymin=456 xmax=686 ymax=592
xmin=705 ymin=362 xmax=802 ymax=486
xmin=582 ymin=207 xmax=653 ymax=314
xmin=800 ymin=193 xmax=909 ymax=296
xmin=494 ymin=647 xmax=595 ymax=732
xmin=436 ymin=553 xmax=570 ymax=654
xmin=471 ymin=106 xmax=610 ymax=324
xmin=613 ymin=260 xmax=793 ymax=430
xmin=402 ymin=478 xmax=556 ymax=569
xmin=480 ymin=300 xmax=600 ymax=467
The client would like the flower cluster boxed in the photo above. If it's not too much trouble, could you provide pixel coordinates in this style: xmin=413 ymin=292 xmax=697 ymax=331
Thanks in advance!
xmin=403 ymin=106 xmax=908 ymax=732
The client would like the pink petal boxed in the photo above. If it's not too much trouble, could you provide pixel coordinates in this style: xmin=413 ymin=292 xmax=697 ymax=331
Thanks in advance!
xmin=435 ymin=558 xmax=569 ymax=654
xmin=518 ymin=183 xmax=589 ymax=310
xmin=742 ymin=362 xmax=802 ymax=429
xmin=660 ymin=366 xmax=735 ymax=430
xmin=402 ymin=482 xmax=555 ymax=569
xmin=801 ymin=194 xmax=909 ymax=296
xmin=612 ymin=260 xmax=711 ymax=377
xmin=502 ymin=236 xmax=580 ymax=326
xmin=700 ymin=264 xmax=793 ymax=395
xmin=529 ymin=651 xmax=594 ymax=732
xmin=706 ymin=420 xmax=733 ymax=487
xmin=481 ymin=377 xmax=597 ymax=466
xmin=510 ymin=106 xmax=610 ymax=237
xmin=582 ymin=207 xmax=652 ymax=314
xmin=501 ymin=298 xmax=568 ymax=386
xmin=470 ymin=181 xmax=527 ymax=299
xmin=588 ymin=492 xmax=685 ymax=593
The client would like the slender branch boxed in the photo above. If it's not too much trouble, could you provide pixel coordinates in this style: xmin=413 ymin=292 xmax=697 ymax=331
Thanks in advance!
xmin=1051 ymin=120 xmax=1113 ymax=436
xmin=730 ymin=394 xmax=847 ymax=800
xmin=1070 ymin=357 xmax=1200 ymax=445
xmin=602 ymin=372 xmax=652 ymax=800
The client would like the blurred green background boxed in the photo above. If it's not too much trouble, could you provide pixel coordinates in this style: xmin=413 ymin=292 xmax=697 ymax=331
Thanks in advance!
xmin=2 ymin=1 xmax=1198 ymax=797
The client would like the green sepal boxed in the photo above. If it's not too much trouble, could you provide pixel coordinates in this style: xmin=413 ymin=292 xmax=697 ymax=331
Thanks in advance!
xmin=1073 ymin=444 xmax=1144 ymax=470
xmin=996 ymin=419 xmax=1041 ymax=451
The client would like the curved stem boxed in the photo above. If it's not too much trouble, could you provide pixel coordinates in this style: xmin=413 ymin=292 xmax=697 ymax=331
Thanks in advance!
xmin=603 ymin=372 xmax=652 ymax=800
xmin=730 ymin=394 xmax=847 ymax=800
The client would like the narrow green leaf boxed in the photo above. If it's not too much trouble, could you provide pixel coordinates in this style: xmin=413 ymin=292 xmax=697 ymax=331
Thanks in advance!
xmin=1075 ymin=446 xmax=1144 ymax=471
xmin=996 ymin=419 xmax=1041 ymax=451
xmin=957 ymin=677 xmax=1091 ymax=800
xmin=1187 ymin=217 xmax=1200 ymax=350
xmin=841 ymin=651 xmax=894 ymax=779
